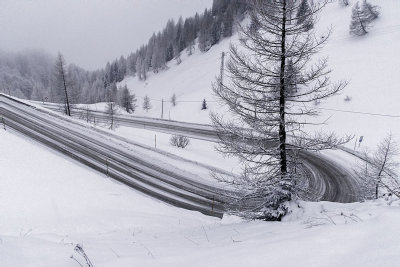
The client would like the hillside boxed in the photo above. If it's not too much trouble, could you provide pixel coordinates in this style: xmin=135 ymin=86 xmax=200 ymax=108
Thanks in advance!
xmin=119 ymin=0 xmax=400 ymax=152
xmin=1 ymin=128 xmax=399 ymax=266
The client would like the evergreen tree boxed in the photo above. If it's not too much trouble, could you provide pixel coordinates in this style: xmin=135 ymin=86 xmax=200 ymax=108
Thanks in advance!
xmin=127 ymin=52 xmax=137 ymax=74
xmin=222 ymin=5 xmax=234 ymax=37
xmin=117 ymin=56 xmax=127 ymax=82
xmin=296 ymin=0 xmax=313 ymax=30
xmin=350 ymin=2 xmax=369 ymax=35
xmin=136 ymin=55 xmax=145 ymax=80
xmin=143 ymin=95 xmax=152 ymax=112
xmin=106 ymin=82 xmax=118 ymax=103
xmin=198 ymin=9 xmax=213 ymax=52
xmin=119 ymin=85 xmax=137 ymax=113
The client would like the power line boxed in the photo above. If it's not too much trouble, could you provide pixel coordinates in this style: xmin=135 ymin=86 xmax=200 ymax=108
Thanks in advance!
xmin=292 ymin=104 xmax=400 ymax=118
xmin=134 ymin=95 xmax=400 ymax=118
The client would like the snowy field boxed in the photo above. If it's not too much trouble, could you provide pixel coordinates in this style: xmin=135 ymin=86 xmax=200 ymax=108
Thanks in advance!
xmin=119 ymin=0 xmax=400 ymax=154
xmin=1 ymin=129 xmax=400 ymax=266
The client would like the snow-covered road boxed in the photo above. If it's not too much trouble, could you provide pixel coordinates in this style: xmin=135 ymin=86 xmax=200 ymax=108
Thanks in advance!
xmin=1 ymin=94 xmax=231 ymax=217
xmin=38 ymin=101 xmax=362 ymax=203
xmin=1 ymin=94 xmax=361 ymax=218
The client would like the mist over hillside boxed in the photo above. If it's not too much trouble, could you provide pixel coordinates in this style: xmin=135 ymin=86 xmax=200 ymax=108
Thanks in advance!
xmin=0 ymin=0 xmax=213 ymax=70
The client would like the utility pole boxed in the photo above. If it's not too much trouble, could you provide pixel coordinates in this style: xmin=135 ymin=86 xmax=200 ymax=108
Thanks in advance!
xmin=161 ymin=98 xmax=164 ymax=119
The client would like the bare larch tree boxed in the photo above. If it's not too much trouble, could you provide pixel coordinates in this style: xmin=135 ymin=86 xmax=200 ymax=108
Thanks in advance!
xmin=212 ymin=0 xmax=349 ymax=220
xmin=357 ymin=134 xmax=399 ymax=200
xmin=53 ymin=53 xmax=71 ymax=116
xmin=105 ymin=88 xmax=118 ymax=130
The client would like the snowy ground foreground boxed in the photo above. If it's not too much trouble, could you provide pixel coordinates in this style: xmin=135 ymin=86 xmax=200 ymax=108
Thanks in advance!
xmin=119 ymin=0 xmax=400 ymax=155
xmin=1 ymin=129 xmax=400 ymax=267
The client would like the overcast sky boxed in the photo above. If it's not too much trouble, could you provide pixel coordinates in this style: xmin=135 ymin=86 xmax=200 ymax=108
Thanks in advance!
xmin=0 ymin=0 xmax=212 ymax=70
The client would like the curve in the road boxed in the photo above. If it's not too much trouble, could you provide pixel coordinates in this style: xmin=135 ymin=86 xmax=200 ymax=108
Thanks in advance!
xmin=1 ymin=96 xmax=361 ymax=218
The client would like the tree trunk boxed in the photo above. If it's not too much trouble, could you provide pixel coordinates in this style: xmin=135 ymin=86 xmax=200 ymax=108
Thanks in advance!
xmin=376 ymin=144 xmax=389 ymax=199
xmin=357 ymin=10 xmax=367 ymax=34
xmin=60 ymin=63 xmax=71 ymax=116
xmin=279 ymin=0 xmax=288 ymax=177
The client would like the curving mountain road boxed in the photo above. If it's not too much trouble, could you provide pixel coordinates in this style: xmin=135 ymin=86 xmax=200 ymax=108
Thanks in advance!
xmin=39 ymin=102 xmax=220 ymax=141
xmin=0 ymin=95 xmax=361 ymax=218
xmin=41 ymin=103 xmax=361 ymax=203
xmin=1 ymin=95 xmax=230 ymax=217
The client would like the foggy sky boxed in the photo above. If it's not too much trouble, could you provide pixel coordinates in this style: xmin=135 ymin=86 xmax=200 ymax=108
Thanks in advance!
xmin=0 ymin=0 xmax=212 ymax=70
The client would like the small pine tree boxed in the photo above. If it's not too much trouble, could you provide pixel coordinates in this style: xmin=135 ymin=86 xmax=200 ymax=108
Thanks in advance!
xmin=350 ymin=2 xmax=368 ymax=36
xmin=119 ymin=85 xmax=137 ymax=113
xmin=296 ymin=0 xmax=313 ymax=30
xmin=171 ymin=93 xmax=177 ymax=107
xmin=350 ymin=1 xmax=380 ymax=36
xmin=201 ymin=98 xmax=207 ymax=110
xmin=143 ymin=95 xmax=152 ymax=112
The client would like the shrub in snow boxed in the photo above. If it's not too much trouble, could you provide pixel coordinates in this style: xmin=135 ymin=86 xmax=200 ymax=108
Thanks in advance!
xmin=170 ymin=135 xmax=190 ymax=148
xmin=344 ymin=95 xmax=352 ymax=102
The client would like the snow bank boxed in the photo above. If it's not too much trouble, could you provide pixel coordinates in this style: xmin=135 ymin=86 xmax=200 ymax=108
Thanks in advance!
xmin=1 ymin=129 xmax=400 ymax=266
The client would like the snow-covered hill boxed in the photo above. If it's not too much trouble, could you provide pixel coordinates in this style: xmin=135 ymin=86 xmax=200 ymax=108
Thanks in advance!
xmin=120 ymin=0 xmax=400 ymax=152
xmin=1 ymin=129 xmax=399 ymax=266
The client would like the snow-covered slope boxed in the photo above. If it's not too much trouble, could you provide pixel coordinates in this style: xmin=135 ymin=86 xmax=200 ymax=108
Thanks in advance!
xmin=120 ymin=0 xmax=400 ymax=152
xmin=1 ymin=129 xmax=400 ymax=266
